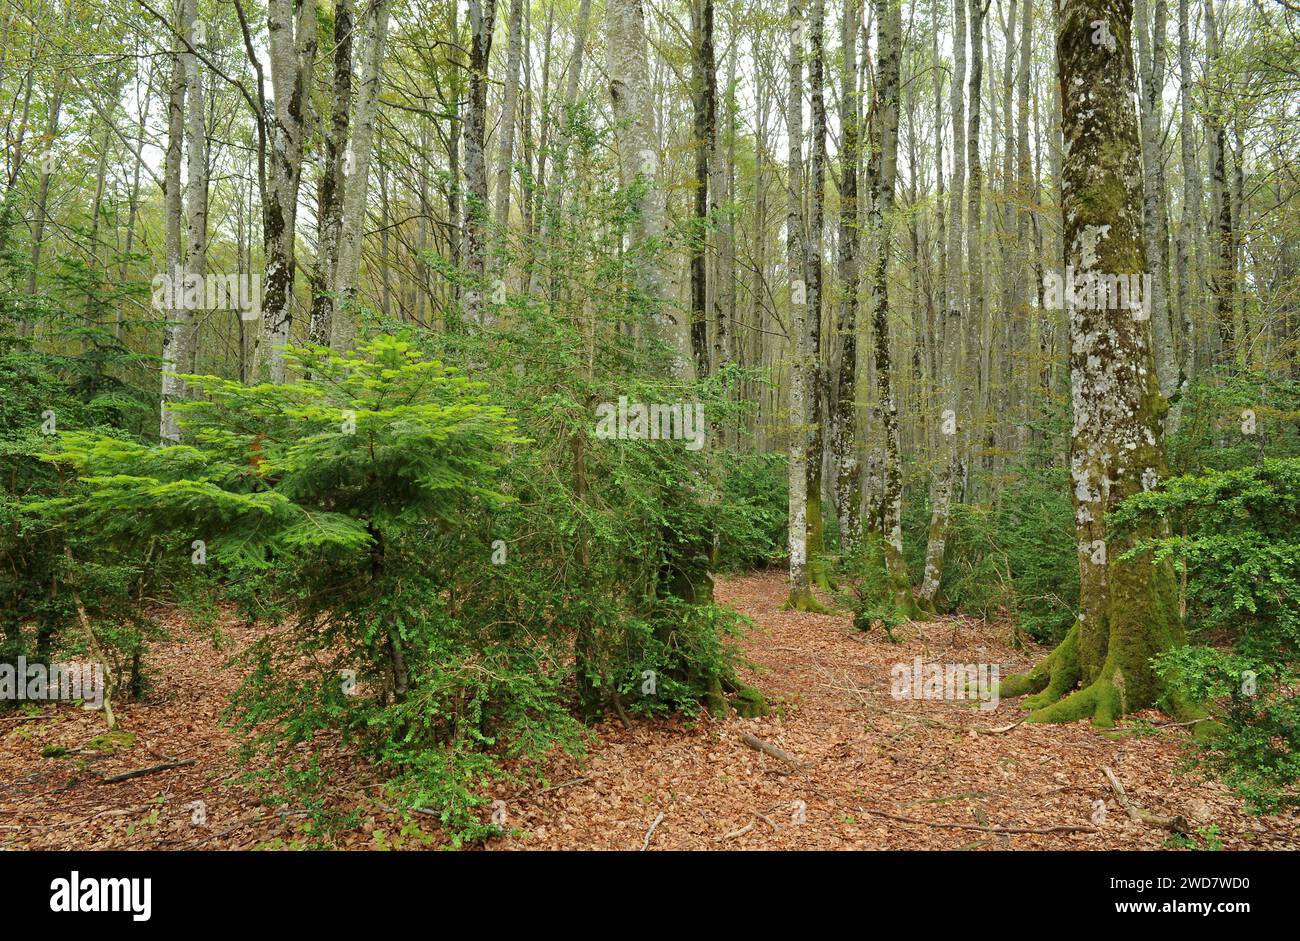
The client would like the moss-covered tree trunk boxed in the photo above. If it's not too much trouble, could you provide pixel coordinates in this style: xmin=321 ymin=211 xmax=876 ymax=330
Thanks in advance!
xmin=829 ymin=0 xmax=862 ymax=555
xmin=858 ymin=0 xmax=918 ymax=621
xmin=805 ymin=0 xmax=834 ymax=592
xmin=784 ymin=1 xmax=822 ymax=612
xmin=1001 ymin=0 xmax=1187 ymax=726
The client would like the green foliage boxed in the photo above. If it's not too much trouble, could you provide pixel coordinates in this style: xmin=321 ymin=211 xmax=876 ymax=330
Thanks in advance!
xmin=905 ymin=461 xmax=1079 ymax=643
xmin=1167 ymin=369 xmax=1300 ymax=476
xmin=715 ymin=451 xmax=788 ymax=571
xmin=0 ymin=340 xmax=162 ymax=699
xmin=1114 ymin=457 xmax=1300 ymax=812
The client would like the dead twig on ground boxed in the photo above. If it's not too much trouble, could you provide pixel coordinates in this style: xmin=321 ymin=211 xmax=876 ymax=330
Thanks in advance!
xmin=100 ymin=759 xmax=196 ymax=783
xmin=742 ymin=733 xmax=805 ymax=769
xmin=859 ymin=806 xmax=1097 ymax=836
xmin=641 ymin=811 xmax=665 ymax=851
xmin=1102 ymin=766 xmax=1190 ymax=833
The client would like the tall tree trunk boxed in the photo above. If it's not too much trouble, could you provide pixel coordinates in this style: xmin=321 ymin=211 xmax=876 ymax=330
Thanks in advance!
xmin=493 ymin=0 xmax=526 ymax=237
xmin=182 ymin=0 xmax=207 ymax=370
xmin=921 ymin=0 xmax=967 ymax=604
xmin=806 ymin=0 xmax=831 ymax=588
xmin=785 ymin=1 xmax=817 ymax=610
xmin=689 ymin=0 xmax=712 ymax=379
xmin=607 ymin=0 xmax=679 ymax=357
xmin=332 ymin=0 xmax=391 ymax=349
xmin=714 ymin=20 xmax=736 ymax=372
xmin=308 ymin=0 xmax=353 ymax=347
xmin=1135 ymin=0 xmax=1178 ymax=409
xmin=160 ymin=5 xmax=189 ymax=442
xmin=254 ymin=0 xmax=318 ymax=383
xmin=1001 ymin=0 xmax=1189 ymax=726
xmin=1203 ymin=0 xmax=1233 ymax=363
xmin=831 ymin=0 xmax=863 ymax=551
xmin=864 ymin=0 xmax=915 ymax=615
xmin=463 ymin=0 xmax=497 ymax=327
xmin=964 ymin=0 xmax=985 ymax=499
xmin=1171 ymin=0 xmax=1200 ymax=429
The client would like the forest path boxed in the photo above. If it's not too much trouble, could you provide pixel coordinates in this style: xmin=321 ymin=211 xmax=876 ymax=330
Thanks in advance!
xmin=3 ymin=571 xmax=1296 ymax=849
xmin=494 ymin=570 xmax=1296 ymax=850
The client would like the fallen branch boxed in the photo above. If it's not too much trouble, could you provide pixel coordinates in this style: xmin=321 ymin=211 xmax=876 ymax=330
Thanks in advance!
xmin=0 ymin=713 xmax=59 ymax=723
xmin=101 ymin=759 xmax=196 ymax=784
xmin=860 ymin=807 xmax=1097 ymax=836
xmin=742 ymin=733 xmax=805 ymax=769
xmin=640 ymin=811 xmax=665 ymax=851
xmin=1102 ymin=766 xmax=1190 ymax=833
xmin=721 ymin=820 xmax=755 ymax=840
xmin=538 ymin=776 xmax=589 ymax=794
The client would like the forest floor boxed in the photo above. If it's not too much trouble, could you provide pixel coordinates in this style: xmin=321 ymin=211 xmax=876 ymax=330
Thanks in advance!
xmin=3 ymin=570 xmax=1297 ymax=851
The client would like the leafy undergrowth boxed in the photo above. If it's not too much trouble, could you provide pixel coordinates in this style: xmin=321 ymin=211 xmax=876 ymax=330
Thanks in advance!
xmin=3 ymin=572 xmax=1297 ymax=851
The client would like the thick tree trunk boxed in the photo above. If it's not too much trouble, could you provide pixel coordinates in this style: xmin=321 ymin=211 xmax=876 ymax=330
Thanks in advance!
xmin=1001 ymin=0 xmax=1189 ymax=727
xmin=607 ymin=0 xmax=678 ymax=358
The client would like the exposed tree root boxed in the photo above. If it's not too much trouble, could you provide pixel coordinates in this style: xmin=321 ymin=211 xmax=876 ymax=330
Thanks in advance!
xmin=783 ymin=586 xmax=832 ymax=614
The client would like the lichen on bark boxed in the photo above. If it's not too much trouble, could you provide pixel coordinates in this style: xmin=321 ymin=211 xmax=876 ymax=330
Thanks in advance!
xmin=998 ymin=0 xmax=1192 ymax=727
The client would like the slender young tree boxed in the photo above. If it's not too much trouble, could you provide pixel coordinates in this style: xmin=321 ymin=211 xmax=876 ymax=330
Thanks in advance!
xmin=331 ymin=0 xmax=390 ymax=349
xmin=160 ymin=0 xmax=191 ymax=442
xmin=864 ymin=0 xmax=916 ymax=614
xmin=308 ymin=0 xmax=354 ymax=348
xmin=785 ymin=1 xmax=818 ymax=610
xmin=922 ymin=0 xmax=966 ymax=604
xmin=830 ymin=0 xmax=863 ymax=550
xmin=463 ymin=0 xmax=497 ymax=327
xmin=806 ymin=0 xmax=831 ymax=589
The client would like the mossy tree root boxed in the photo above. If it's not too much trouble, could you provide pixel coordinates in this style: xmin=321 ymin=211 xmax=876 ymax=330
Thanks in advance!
xmin=783 ymin=586 xmax=833 ymax=614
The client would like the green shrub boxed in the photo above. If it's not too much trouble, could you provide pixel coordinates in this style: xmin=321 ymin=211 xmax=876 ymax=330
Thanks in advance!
xmin=716 ymin=451 xmax=788 ymax=571
xmin=1113 ymin=457 xmax=1300 ymax=812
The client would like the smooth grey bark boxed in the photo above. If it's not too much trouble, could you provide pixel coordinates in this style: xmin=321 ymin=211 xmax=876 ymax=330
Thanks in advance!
xmin=785 ymin=1 xmax=813 ymax=607
xmin=1172 ymin=0 xmax=1201 ymax=430
xmin=921 ymin=0 xmax=967 ymax=603
xmin=870 ymin=0 xmax=905 ymax=562
xmin=606 ymin=0 xmax=679 ymax=359
xmin=332 ymin=0 xmax=390 ymax=350
xmin=493 ymin=0 xmax=526 ymax=235
xmin=462 ymin=0 xmax=496 ymax=327
xmin=308 ymin=0 xmax=353 ymax=348
xmin=830 ymin=0 xmax=863 ymax=550
xmin=1135 ymin=0 xmax=1178 ymax=408
xmin=253 ymin=0 xmax=318 ymax=383
xmin=160 ymin=6 xmax=189 ymax=442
